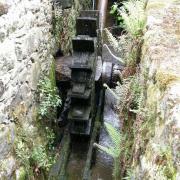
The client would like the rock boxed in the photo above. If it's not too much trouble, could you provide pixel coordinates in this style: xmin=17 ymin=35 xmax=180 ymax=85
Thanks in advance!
xmin=0 ymin=156 xmax=16 ymax=179
xmin=0 ymin=3 xmax=8 ymax=16
xmin=0 ymin=0 xmax=54 ymax=177
xmin=0 ymin=124 xmax=15 ymax=160
xmin=0 ymin=0 xmax=92 ymax=177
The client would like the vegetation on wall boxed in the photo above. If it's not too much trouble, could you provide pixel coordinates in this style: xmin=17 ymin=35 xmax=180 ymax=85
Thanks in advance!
xmin=14 ymin=125 xmax=56 ymax=179
xmin=12 ymin=60 xmax=61 ymax=179
xmin=13 ymin=76 xmax=59 ymax=178
xmin=106 ymin=0 xmax=178 ymax=179
xmin=52 ymin=0 xmax=91 ymax=54
xmin=108 ymin=0 xmax=146 ymax=67
xmin=38 ymin=76 xmax=61 ymax=120
xmin=102 ymin=0 xmax=147 ymax=178
xmin=12 ymin=0 xmax=92 ymax=178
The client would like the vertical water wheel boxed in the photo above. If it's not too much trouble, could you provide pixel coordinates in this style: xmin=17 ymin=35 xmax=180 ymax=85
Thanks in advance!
xmin=61 ymin=10 xmax=100 ymax=136
xmin=50 ymin=0 xmax=123 ymax=179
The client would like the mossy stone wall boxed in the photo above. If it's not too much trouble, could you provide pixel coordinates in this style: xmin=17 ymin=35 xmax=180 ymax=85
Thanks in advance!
xmin=132 ymin=0 xmax=180 ymax=179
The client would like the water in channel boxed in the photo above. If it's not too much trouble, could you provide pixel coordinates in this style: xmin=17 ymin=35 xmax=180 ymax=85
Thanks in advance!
xmin=66 ymin=89 xmax=120 ymax=180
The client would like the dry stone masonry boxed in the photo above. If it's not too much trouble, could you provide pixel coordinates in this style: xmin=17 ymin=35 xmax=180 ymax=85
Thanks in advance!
xmin=0 ymin=0 xmax=54 ymax=178
xmin=0 ymin=0 xmax=91 ymax=178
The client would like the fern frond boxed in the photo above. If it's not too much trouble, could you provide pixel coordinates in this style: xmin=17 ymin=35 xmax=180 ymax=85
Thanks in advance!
xmin=94 ymin=123 xmax=121 ymax=159
xmin=94 ymin=143 xmax=118 ymax=158
xmin=104 ymin=122 xmax=121 ymax=147
xmin=118 ymin=0 xmax=146 ymax=38
xmin=104 ymin=28 xmax=119 ymax=52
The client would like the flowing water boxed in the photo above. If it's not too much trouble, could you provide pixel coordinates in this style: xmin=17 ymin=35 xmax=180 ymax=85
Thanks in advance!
xmin=65 ymin=0 xmax=120 ymax=177
xmin=66 ymin=139 xmax=89 ymax=180
xmin=91 ymin=89 xmax=120 ymax=180
xmin=65 ymin=89 xmax=120 ymax=180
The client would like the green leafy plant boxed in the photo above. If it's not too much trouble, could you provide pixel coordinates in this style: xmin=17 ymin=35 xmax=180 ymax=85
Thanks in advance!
xmin=45 ymin=127 xmax=55 ymax=151
xmin=156 ymin=146 xmax=177 ymax=179
xmin=117 ymin=0 xmax=146 ymax=38
xmin=104 ymin=26 xmax=142 ymax=67
xmin=31 ymin=145 xmax=54 ymax=172
xmin=38 ymin=76 xmax=61 ymax=119
xmin=15 ymin=127 xmax=33 ymax=178
xmin=122 ymin=168 xmax=134 ymax=180
xmin=115 ymin=75 xmax=143 ymax=114
xmin=110 ymin=3 xmax=119 ymax=15
xmin=52 ymin=3 xmax=63 ymax=44
xmin=15 ymin=140 xmax=31 ymax=172
xmin=15 ymin=129 xmax=56 ymax=178
xmin=107 ymin=0 xmax=146 ymax=67
xmin=106 ymin=0 xmax=147 ymax=178
xmin=94 ymin=122 xmax=122 ymax=180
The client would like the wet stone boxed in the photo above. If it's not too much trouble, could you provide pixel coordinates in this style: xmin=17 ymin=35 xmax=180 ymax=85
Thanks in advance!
xmin=72 ymin=83 xmax=85 ymax=94
xmin=72 ymin=36 xmax=95 ymax=52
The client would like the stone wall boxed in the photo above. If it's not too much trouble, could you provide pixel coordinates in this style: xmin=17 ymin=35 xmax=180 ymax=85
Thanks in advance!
xmin=133 ymin=0 xmax=180 ymax=179
xmin=0 ymin=0 xmax=91 ymax=178
xmin=0 ymin=0 xmax=54 ymax=178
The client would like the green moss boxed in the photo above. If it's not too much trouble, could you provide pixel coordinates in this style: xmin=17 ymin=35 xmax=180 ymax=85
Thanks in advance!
xmin=156 ymin=70 xmax=180 ymax=90
xmin=11 ymin=103 xmax=27 ymax=124
xmin=17 ymin=167 xmax=27 ymax=180
xmin=146 ymin=83 xmax=160 ymax=107
xmin=155 ymin=146 xmax=177 ymax=179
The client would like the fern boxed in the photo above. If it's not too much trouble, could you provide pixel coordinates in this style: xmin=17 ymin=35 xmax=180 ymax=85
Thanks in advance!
xmin=105 ymin=122 xmax=121 ymax=148
xmin=118 ymin=0 xmax=146 ymax=38
xmin=94 ymin=123 xmax=121 ymax=179
xmin=104 ymin=28 xmax=119 ymax=52
xmin=31 ymin=145 xmax=53 ymax=171
xmin=94 ymin=122 xmax=121 ymax=158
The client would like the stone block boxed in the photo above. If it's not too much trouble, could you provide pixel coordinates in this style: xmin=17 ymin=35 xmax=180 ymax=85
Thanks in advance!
xmin=0 ymin=156 xmax=16 ymax=179
xmin=0 ymin=124 xmax=15 ymax=160
xmin=0 ymin=3 xmax=8 ymax=16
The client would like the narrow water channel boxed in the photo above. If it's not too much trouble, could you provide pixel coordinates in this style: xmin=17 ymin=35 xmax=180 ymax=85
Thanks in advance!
xmin=91 ymin=89 xmax=120 ymax=180
xmin=65 ymin=88 xmax=120 ymax=180
xmin=53 ymin=0 xmax=121 ymax=179
xmin=66 ymin=139 xmax=89 ymax=180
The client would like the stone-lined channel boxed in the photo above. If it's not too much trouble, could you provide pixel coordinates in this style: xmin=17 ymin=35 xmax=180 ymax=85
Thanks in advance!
xmin=49 ymin=0 xmax=121 ymax=179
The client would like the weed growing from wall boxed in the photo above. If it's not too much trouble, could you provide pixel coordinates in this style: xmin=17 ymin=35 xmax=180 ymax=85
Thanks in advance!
xmin=38 ymin=76 xmax=61 ymax=120
xmin=105 ymin=0 xmax=147 ymax=177
xmin=12 ymin=74 xmax=60 ymax=178
xmin=114 ymin=73 xmax=145 ymax=176
xmin=14 ymin=125 xmax=56 ymax=179
xmin=111 ymin=0 xmax=146 ymax=38
xmin=52 ymin=0 xmax=91 ymax=54
xmin=52 ymin=3 xmax=63 ymax=46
